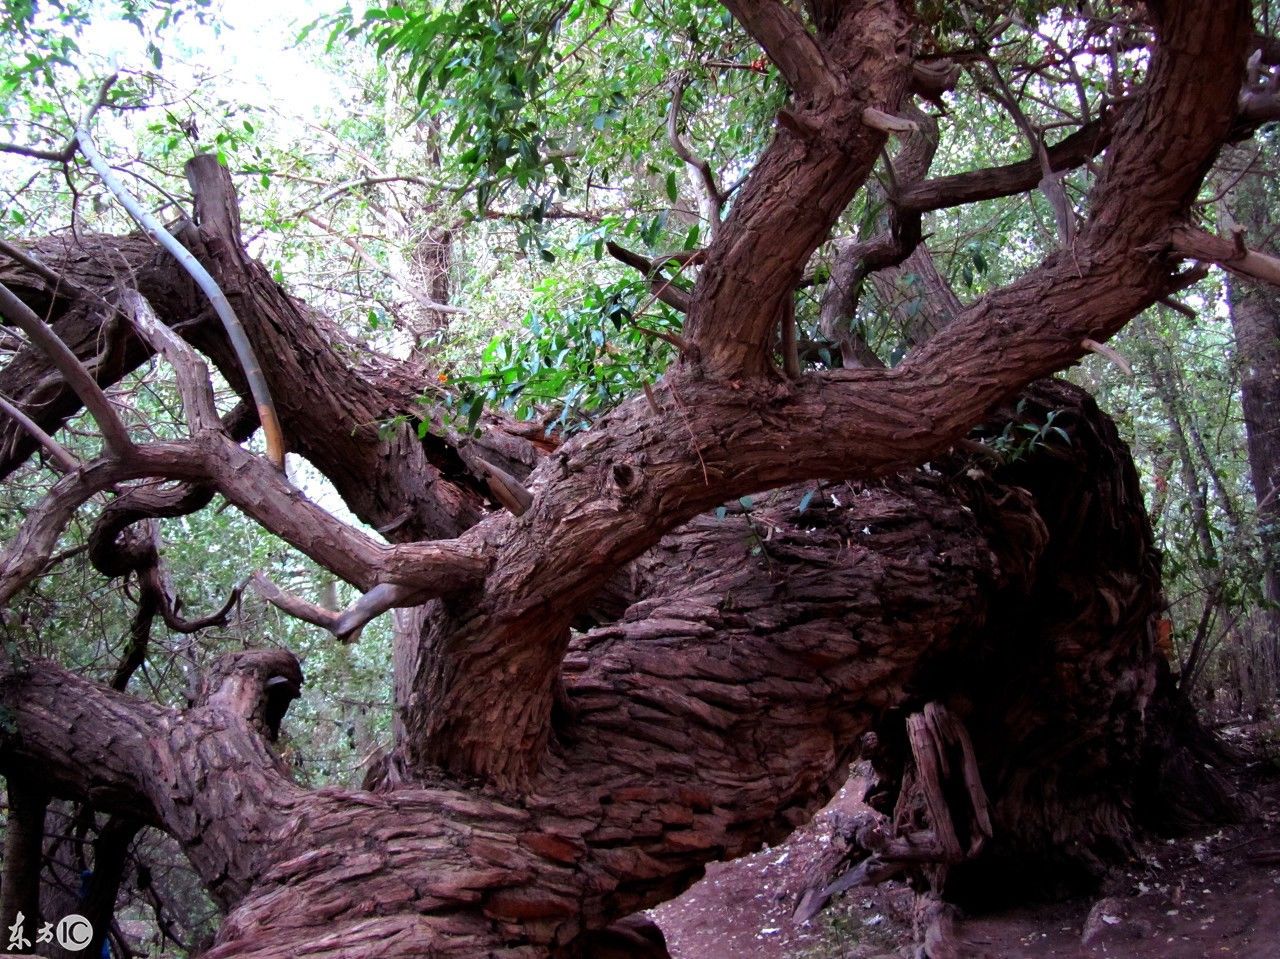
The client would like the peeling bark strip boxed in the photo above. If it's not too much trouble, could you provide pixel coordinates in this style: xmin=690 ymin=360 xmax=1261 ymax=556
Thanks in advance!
xmin=0 ymin=1 xmax=1265 ymax=956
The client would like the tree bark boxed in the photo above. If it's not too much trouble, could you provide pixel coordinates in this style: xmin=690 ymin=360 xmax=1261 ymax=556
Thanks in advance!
xmin=1 ymin=378 xmax=1236 ymax=956
xmin=0 ymin=1 xmax=1263 ymax=955
xmin=1224 ymin=156 xmax=1280 ymax=706
xmin=0 ymin=781 xmax=47 ymax=954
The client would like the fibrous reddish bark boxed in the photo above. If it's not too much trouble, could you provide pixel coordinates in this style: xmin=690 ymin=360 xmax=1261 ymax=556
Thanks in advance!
xmin=0 ymin=0 xmax=1269 ymax=955
xmin=0 ymin=381 xmax=1232 ymax=957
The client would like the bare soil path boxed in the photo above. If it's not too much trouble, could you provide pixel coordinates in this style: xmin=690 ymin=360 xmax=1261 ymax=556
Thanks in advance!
xmin=653 ymin=725 xmax=1280 ymax=959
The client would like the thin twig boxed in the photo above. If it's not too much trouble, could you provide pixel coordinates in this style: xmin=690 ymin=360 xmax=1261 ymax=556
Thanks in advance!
xmin=0 ymin=73 xmax=117 ymax=162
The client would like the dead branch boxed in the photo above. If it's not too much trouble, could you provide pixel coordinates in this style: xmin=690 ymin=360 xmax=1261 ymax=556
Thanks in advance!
xmin=458 ymin=444 xmax=535 ymax=516
xmin=1171 ymin=224 xmax=1280 ymax=286
xmin=981 ymin=57 xmax=1077 ymax=245
xmin=74 ymin=127 xmax=288 ymax=469
xmin=862 ymin=106 xmax=919 ymax=134
xmin=1082 ymin=337 xmax=1134 ymax=375
xmin=910 ymin=59 xmax=962 ymax=101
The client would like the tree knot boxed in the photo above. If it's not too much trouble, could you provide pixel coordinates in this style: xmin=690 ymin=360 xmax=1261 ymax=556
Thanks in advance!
xmin=195 ymin=648 xmax=302 ymax=741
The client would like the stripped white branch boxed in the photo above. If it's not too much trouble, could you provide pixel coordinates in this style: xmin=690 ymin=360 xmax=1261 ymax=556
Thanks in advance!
xmin=862 ymin=107 xmax=919 ymax=135
xmin=1082 ymin=338 xmax=1133 ymax=376
xmin=74 ymin=125 xmax=288 ymax=469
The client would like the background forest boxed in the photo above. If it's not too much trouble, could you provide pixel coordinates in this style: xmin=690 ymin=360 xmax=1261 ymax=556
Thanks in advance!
xmin=1 ymin=0 xmax=1278 ymax=956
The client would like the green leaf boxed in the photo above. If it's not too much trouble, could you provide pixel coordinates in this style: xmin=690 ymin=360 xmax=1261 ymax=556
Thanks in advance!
xmin=466 ymin=395 xmax=485 ymax=433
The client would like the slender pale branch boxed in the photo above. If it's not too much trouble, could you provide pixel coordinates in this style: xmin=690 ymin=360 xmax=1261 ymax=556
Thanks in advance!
xmin=1170 ymin=225 xmax=1280 ymax=287
xmin=1082 ymin=338 xmax=1133 ymax=376
xmin=0 ymin=281 xmax=134 ymax=456
xmin=120 ymin=290 xmax=221 ymax=434
xmin=74 ymin=127 xmax=288 ymax=470
xmin=862 ymin=107 xmax=918 ymax=135
xmin=667 ymin=77 xmax=725 ymax=233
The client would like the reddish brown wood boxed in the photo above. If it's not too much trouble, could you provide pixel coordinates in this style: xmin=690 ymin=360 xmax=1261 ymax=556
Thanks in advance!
xmin=0 ymin=2 xmax=1263 ymax=956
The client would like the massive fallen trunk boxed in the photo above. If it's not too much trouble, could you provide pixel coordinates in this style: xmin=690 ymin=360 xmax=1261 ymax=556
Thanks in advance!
xmin=0 ymin=380 xmax=1232 ymax=956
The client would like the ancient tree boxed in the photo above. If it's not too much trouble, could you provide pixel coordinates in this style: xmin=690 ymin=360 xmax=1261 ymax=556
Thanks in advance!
xmin=1 ymin=1 xmax=1279 ymax=956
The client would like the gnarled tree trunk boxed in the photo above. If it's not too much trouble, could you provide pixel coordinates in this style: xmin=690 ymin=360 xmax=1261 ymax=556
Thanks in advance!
xmin=0 ymin=0 xmax=1268 ymax=955
xmin=0 ymin=380 xmax=1238 ymax=957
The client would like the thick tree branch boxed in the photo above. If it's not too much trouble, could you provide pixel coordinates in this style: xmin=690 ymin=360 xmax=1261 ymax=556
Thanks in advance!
xmin=0 ymin=237 xmax=95 ymax=303
xmin=0 ymin=650 xmax=307 ymax=907
xmin=0 ymin=220 xmax=528 ymax=539
xmin=896 ymin=109 xmax=1120 ymax=214
xmin=396 ymin=0 xmax=1252 ymax=788
xmin=0 ymin=437 xmax=489 ymax=608
xmin=0 ymin=781 xmax=47 ymax=949
xmin=685 ymin=0 xmax=914 ymax=376
xmin=721 ymin=0 xmax=840 ymax=100
xmin=818 ymin=102 xmax=937 ymax=364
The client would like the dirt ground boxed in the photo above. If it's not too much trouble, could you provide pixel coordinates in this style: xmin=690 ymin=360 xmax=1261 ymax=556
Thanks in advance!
xmin=652 ymin=723 xmax=1280 ymax=959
